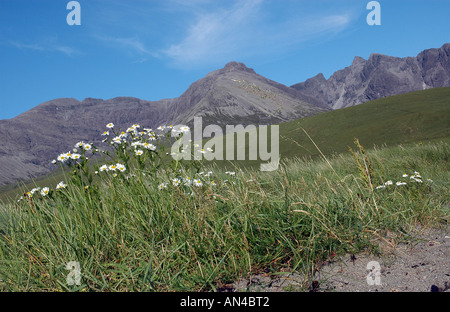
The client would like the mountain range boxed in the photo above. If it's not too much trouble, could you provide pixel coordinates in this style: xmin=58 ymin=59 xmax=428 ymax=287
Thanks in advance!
xmin=292 ymin=43 xmax=450 ymax=109
xmin=0 ymin=43 xmax=449 ymax=187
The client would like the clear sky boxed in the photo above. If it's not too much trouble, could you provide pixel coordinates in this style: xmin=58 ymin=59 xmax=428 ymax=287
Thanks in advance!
xmin=0 ymin=0 xmax=449 ymax=119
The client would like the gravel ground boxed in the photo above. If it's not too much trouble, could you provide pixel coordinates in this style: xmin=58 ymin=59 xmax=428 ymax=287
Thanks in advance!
xmin=227 ymin=225 xmax=450 ymax=292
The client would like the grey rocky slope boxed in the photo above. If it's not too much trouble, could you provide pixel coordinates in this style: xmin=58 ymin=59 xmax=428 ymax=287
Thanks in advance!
xmin=0 ymin=62 xmax=326 ymax=187
xmin=291 ymin=43 xmax=450 ymax=109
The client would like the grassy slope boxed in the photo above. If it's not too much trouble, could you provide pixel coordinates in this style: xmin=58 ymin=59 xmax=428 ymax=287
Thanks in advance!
xmin=1 ymin=87 xmax=449 ymax=202
xmin=0 ymin=87 xmax=449 ymax=291
xmin=214 ymin=87 xmax=450 ymax=169
xmin=278 ymin=87 xmax=450 ymax=159
xmin=0 ymin=138 xmax=448 ymax=291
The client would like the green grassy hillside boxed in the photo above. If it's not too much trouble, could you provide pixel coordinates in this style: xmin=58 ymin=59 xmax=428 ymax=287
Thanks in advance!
xmin=212 ymin=87 xmax=450 ymax=169
xmin=1 ymin=87 xmax=449 ymax=202
xmin=278 ymin=87 xmax=450 ymax=159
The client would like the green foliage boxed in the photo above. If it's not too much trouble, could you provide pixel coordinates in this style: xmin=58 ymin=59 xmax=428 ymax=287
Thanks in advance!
xmin=348 ymin=138 xmax=376 ymax=188
xmin=0 ymin=126 xmax=448 ymax=291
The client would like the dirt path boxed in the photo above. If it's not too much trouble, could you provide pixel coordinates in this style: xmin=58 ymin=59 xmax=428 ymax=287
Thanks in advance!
xmin=227 ymin=225 xmax=450 ymax=292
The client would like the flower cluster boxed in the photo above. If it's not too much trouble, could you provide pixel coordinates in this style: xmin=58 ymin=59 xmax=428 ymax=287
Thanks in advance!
xmin=99 ymin=163 xmax=126 ymax=173
xmin=375 ymin=171 xmax=433 ymax=190
xmin=53 ymin=141 xmax=96 ymax=164
xmin=18 ymin=181 xmax=67 ymax=202
xmin=20 ymin=121 xmax=245 ymax=203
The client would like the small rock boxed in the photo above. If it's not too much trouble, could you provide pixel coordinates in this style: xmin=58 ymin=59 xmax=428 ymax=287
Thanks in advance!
xmin=430 ymin=285 xmax=440 ymax=292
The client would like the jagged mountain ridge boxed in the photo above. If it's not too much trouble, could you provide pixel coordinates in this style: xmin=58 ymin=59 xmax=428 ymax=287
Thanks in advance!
xmin=1 ymin=43 xmax=449 ymax=188
xmin=291 ymin=43 xmax=450 ymax=109
xmin=0 ymin=62 xmax=326 ymax=187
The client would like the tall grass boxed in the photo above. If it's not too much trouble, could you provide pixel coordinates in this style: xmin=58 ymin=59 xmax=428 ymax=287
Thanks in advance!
xmin=0 ymin=129 xmax=448 ymax=291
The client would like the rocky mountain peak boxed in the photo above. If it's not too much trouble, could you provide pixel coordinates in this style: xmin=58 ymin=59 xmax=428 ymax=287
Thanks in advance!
xmin=291 ymin=43 xmax=450 ymax=109
xmin=220 ymin=61 xmax=256 ymax=74
xmin=352 ymin=56 xmax=366 ymax=65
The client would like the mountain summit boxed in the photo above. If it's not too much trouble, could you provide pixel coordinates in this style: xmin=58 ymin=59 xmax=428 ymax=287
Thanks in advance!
xmin=1 ymin=44 xmax=449 ymax=187
xmin=0 ymin=62 xmax=325 ymax=187
xmin=291 ymin=43 xmax=450 ymax=109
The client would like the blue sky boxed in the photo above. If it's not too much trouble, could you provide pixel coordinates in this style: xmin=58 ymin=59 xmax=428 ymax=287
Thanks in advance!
xmin=0 ymin=0 xmax=449 ymax=119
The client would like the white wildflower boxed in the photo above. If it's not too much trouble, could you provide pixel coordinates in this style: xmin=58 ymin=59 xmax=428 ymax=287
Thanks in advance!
xmin=193 ymin=179 xmax=203 ymax=187
xmin=82 ymin=143 xmax=92 ymax=151
xmin=40 ymin=187 xmax=50 ymax=197
xmin=116 ymin=164 xmax=126 ymax=172
xmin=56 ymin=181 xmax=67 ymax=189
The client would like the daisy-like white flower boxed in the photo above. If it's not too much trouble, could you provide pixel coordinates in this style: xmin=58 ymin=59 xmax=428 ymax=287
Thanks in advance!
xmin=126 ymin=127 xmax=136 ymax=133
xmin=427 ymin=178 xmax=433 ymax=183
xmin=75 ymin=142 xmax=84 ymax=148
xmin=184 ymin=176 xmax=192 ymax=186
xmin=109 ymin=164 xmax=118 ymax=171
xmin=51 ymin=159 xmax=57 ymax=164
xmin=106 ymin=123 xmax=114 ymax=128
xmin=172 ymin=178 xmax=181 ymax=186
xmin=82 ymin=143 xmax=92 ymax=151
xmin=99 ymin=164 xmax=108 ymax=172
xmin=135 ymin=149 xmax=144 ymax=156
xmin=144 ymin=143 xmax=156 ymax=151
xmin=157 ymin=126 xmax=165 ymax=131
xmin=198 ymin=149 xmax=206 ymax=154
xmin=71 ymin=153 xmax=81 ymax=160
xmin=376 ymin=185 xmax=386 ymax=190
xmin=112 ymin=137 xmax=122 ymax=144
xmin=57 ymin=153 xmax=68 ymax=162
xmin=206 ymin=147 xmax=213 ymax=152
xmin=193 ymin=179 xmax=203 ymax=187
xmin=384 ymin=180 xmax=393 ymax=186
xmin=40 ymin=187 xmax=50 ymax=197
xmin=116 ymin=164 xmax=126 ymax=172
xmin=56 ymin=181 xmax=67 ymax=189
xmin=158 ymin=183 xmax=167 ymax=190
xmin=396 ymin=181 xmax=407 ymax=186
xmin=179 ymin=126 xmax=190 ymax=132
xmin=225 ymin=171 xmax=236 ymax=176
xmin=149 ymin=135 xmax=157 ymax=141
xmin=101 ymin=130 xmax=109 ymax=136
xmin=208 ymin=181 xmax=216 ymax=186
xmin=31 ymin=187 xmax=40 ymax=193
xmin=402 ymin=173 xmax=408 ymax=178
